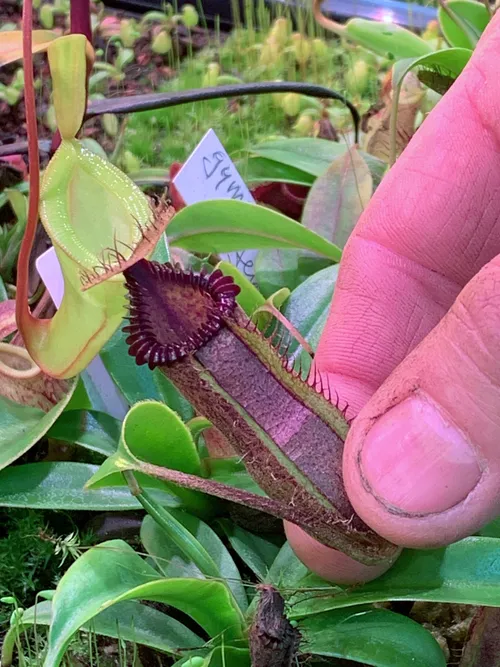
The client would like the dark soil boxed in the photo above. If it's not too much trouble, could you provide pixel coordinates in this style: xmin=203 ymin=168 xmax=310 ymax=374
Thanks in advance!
xmin=0 ymin=0 xmax=216 ymax=153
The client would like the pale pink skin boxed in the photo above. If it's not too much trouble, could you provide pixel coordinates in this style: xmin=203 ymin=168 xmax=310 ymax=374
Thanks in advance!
xmin=286 ymin=13 xmax=500 ymax=582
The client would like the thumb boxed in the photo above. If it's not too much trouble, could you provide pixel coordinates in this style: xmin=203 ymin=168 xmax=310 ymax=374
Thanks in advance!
xmin=344 ymin=255 xmax=500 ymax=548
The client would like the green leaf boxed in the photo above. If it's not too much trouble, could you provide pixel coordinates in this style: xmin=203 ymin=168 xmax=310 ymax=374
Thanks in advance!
xmin=217 ymin=519 xmax=284 ymax=581
xmin=0 ymin=276 xmax=8 ymax=302
xmin=2 ymin=599 xmax=202 ymax=666
xmin=0 ymin=376 xmax=77 ymax=472
xmin=123 ymin=401 xmax=201 ymax=473
xmin=236 ymin=156 xmax=315 ymax=187
xmin=45 ymin=539 xmax=246 ymax=666
xmin=87 ymin=401 xmax=206 ymax=512
xmin=208 ymin=458 xmax=267 ymax=495
xmin=215 ymin=260 xmax=265 ymax=316
xmin=167 ymin=200 xmax=342 ymax=262
xmin=0 ymin=462 xmax=182 ymax=510
xmin=301 ymin=606 xmax=446 ymax=667
xmin=478 ymin=517 xmax=500 ymax=538
xmin=392 ymin=48 xmax=472 ymax=91
xmin=251 ymin=139 xmax=386 ymax=186
xmin=289 ymin=537 xmax=500 ymax=618
xmin=438 ymin=0 xmax=489 ymax=48
xmin=283 ymin=264 xmax=339 ymax=359
xmin=47 ymin=409 xmax=120 ymax=457
xmin=141 ymin=512 xmax=248 ymax=611
xmin=255 ymin=248 xmax=332 ymax=298
xmin=128 ymin=167 xmax=169 ymax=187
xmin=302 ymin=147 xmax=372 ymax=250
xmin=101 ymin=328 xmax=194 ymax=421
xmin=266 ymin=541 xmax=311 ymax=589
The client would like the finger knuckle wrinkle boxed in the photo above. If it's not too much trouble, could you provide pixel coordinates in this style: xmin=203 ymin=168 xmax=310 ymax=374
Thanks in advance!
xmin=455 ymin=261 xmax=500 ymax=351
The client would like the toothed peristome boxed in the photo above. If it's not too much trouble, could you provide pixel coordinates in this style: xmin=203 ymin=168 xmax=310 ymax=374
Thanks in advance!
xmin=123 ymin=259 xmax=240 ymax=369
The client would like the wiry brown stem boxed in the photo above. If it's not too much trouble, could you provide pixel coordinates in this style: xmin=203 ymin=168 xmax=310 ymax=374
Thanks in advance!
xmin=17 ymin=0 xmax=41 ymax=336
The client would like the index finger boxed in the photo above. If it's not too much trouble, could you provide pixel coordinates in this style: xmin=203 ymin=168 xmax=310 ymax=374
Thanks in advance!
xmin=316 ymin=13 xmax=500 ymax=414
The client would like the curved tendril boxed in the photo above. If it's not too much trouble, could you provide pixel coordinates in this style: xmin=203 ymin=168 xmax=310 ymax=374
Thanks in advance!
xmin=312 ymin=0 xmax=347 ymax=36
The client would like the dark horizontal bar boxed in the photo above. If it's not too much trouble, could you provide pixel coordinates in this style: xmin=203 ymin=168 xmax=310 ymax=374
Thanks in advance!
xmin=86 ymin=81 xmax=360 ymax=142
xmin=102 ymin=0 xmax=437 ymax=31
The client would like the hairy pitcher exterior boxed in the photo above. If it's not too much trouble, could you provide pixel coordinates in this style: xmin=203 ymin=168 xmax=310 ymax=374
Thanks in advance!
xmin=123 ymin=259 xmax=398 ymax=566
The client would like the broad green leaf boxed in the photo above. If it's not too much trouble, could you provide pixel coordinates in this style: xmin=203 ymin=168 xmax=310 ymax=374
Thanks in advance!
xmin=2 ymin=599 xmax=202 ymax=666
xmin=215 ymin=260 xmax=265 ymax=316
xmin=283 ymin=264 xmax=339 ymax=359
xmin=141 ymin=512 xmax=248 ymax=611
xmin=301 ymin=606 xmax=446 ymax=667
xmin=64 ymin=375 xmax=93 ymax=411
xmin=0 ymin=462 xmax=182 ymax=510
xmin=217 ymin=519 xmax=284 ymax=581
xmin=87 ymin=401 xmax=201 ymax=478
xmin=0 ymin=30 xmax=59 ymax=65
xmin=392 ymin=48 xmax=473 ymax=91
xmin=438 ymin=0 xmax=489 ymax=48
xmin=252 ymin=139 xmax=348 ymax=176
xmin=47 ymin=409 xmax=120 ymax=457
xmin=101 ymin=327 xmax=194 ymax=421
xmin=479 ymin=517 xmax=500 ymax=538
xmin=289 ymin=537 xmax=500 ymax=618
xmin=345 ymin=18 xmax=432 ymax=59
xmin=167 ymin=200 xmax=342 ymax=262
xmin=266 ymin=541 xmax=312 ymax=589
xmin=0 ymin=276 xmax=8 ymax=302
xmin=208 ymin=458 xmax=267 ymax=496
xmin=87 ymin=401 xmax=206 ymax=512
xmin=0 ymin=376 xmax=77 ymax=472
xmin=122 ymin=401 xmax=201 ymax=474
xmin=236 ymin=156 xmax=315 ymax=186
xmin=302 ymin=147 xmax=372 ymax=250
xmin=251 ymin=139 xmax=386 ymax=186
xmin=45 ymin=539 xmax=246 ymax=666
xmin=255 ymin=248 xmax=332 ymax=298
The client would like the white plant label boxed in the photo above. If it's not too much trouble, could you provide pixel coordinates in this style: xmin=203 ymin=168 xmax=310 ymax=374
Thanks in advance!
xmin=172 ymin=128 xmax=258 ymax=281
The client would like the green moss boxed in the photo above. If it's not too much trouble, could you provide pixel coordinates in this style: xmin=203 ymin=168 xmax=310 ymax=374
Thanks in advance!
xmin=0 ymin=510 xmax=58 ymax=628
xmin=124 ymin=25 xmax=383 ymax=169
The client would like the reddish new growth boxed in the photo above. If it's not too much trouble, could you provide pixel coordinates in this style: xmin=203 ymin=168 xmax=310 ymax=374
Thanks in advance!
xmin=123 ymin=259 xmax=240 ymax=369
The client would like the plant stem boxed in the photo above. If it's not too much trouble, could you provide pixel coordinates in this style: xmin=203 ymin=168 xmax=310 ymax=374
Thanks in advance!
xmin=70 ymin=0 xmax=92 ymax=42
xmin=122 ymin=471 xmax=221 ymax=579
xmin=17 ymin=0 xmax=39 ymax=336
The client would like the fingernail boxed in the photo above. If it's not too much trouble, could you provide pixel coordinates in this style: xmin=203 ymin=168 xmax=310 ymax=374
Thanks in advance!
xmin=359 ymin=394 xmax=482 ymax=515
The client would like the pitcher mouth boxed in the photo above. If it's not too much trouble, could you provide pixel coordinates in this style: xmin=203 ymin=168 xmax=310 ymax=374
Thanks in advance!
xmin=123 ymin=259 xmax=240 ymax=369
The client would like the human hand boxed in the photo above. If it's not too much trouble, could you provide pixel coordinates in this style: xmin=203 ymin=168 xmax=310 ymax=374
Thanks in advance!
xmin=285 ymin=12 xmax=500 ymax=583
